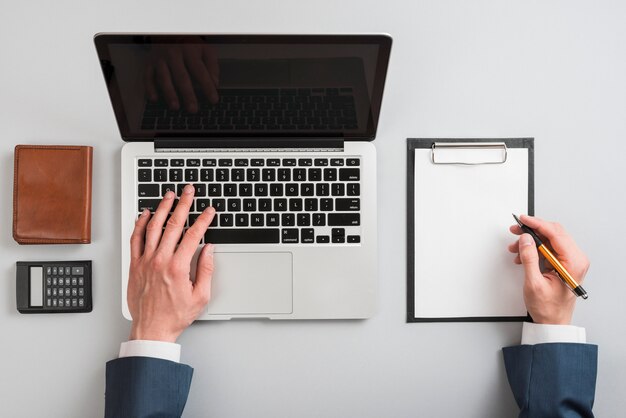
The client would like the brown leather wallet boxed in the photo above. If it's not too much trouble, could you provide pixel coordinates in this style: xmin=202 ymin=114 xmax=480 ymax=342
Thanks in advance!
xmin=13 ymin=145 xmax=93 ymax=244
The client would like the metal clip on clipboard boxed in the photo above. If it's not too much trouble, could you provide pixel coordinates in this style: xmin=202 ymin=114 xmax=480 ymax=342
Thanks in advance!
xmin=431 ymin=142 xmax=508 ymax=165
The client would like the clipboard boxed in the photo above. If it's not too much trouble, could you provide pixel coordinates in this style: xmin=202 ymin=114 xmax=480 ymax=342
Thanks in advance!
xmin=407 ymin=138 xmax=534 ymax=322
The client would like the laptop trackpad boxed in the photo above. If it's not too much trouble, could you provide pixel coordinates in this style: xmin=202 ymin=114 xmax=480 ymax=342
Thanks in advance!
xmin=206 ymin=252 xmax=293 ymax=315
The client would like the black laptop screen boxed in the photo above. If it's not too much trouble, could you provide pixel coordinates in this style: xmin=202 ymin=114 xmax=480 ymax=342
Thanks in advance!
xmin=94 ymin=34 xmax=392 ymax=142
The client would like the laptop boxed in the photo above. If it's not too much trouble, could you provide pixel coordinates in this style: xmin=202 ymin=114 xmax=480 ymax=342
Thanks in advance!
xmin=94 ymin=34 xmax=392 ymax=320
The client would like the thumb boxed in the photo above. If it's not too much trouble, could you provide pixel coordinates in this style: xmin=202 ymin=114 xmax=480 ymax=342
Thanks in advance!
xmin=519 ymin=234 xmax=542 ymax=283
xmin=193 ymin=244 xmax=215 ymax=305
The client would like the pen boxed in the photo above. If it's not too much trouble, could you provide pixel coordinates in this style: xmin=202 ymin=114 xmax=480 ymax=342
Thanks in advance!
xmin=512 ymin=214 xmax=588 ymax=299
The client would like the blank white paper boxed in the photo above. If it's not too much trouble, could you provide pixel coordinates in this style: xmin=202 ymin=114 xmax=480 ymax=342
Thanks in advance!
xmin=413 ymin=147 xmax=528 ymax=318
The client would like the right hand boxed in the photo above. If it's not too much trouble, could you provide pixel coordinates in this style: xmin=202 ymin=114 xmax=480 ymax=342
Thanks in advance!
xmin=508 ymin=215 xmax=590 ymax=325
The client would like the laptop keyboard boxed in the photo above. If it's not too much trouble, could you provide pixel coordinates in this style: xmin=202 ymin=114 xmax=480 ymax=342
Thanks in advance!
xmin=141 ymin=88 xmax=358 ymax=131
xmin=137 ymin=157 xmax=361 ymax=245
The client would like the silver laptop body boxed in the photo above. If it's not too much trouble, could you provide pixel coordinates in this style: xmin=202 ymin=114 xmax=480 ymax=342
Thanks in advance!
xmin=95 ymin=34 xmax=392 ymax=320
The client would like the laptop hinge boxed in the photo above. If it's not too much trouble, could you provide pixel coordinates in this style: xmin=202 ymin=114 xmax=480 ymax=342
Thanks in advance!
xmin=154 ymin=138 xmax=344 ymax=152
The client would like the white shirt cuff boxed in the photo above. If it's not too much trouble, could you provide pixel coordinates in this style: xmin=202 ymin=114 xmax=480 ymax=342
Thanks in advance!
xmin=521 ymin=322 xmax=587 ymax=345
xmin=119 ymin=340 xmax=181 ymax=363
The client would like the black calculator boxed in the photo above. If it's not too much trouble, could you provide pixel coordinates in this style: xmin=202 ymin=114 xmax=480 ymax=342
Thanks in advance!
xmin=16 ymin=261 xmax=92 ymax=313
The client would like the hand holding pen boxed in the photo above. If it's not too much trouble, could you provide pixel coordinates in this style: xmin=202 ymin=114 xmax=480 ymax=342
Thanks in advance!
xmin=509 ymin=215 xmax=590 ymax=325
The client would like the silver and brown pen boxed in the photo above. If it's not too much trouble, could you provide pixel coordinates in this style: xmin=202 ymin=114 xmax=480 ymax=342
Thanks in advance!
xmin=513 ymin=214 xmax=588 ymax=299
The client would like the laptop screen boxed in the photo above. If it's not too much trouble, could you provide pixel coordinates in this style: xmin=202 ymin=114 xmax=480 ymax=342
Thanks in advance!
xmin=94 ymin=34 xmax=391 ymax=142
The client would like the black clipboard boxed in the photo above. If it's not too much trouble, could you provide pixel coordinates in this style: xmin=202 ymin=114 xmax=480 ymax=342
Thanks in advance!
xmin=407 ymin=138 xmax=534 ymax=323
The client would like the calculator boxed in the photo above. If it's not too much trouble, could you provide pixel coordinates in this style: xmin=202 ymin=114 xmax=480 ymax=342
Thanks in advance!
xmin=16 ymin=261 xmax=92 ymax=313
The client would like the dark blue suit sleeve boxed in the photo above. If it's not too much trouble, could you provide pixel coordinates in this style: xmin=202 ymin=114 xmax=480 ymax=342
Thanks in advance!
xmin=503 ymin=343 xmax=598 ymax=418
xmin=105 ymin=356 xmax=194 ymax=418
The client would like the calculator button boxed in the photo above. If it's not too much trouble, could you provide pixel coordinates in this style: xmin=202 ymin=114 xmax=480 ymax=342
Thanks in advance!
xmin=52 ymin=267 xmax=58 ymax=275
xmin=65 ymin=267 xmax=71 ymax=275
xmin=65 ymin=298 xmax=70 ymax=307
xmin=52 ymin=288 xmax=57 ymax=296
xmin=52 ymin=299 xmax=58 ymax=307
xmin=58 ymin=299 xmax=64 ymax=307
xmin=71 ymin=278 xmax=77 ymax=286
xmin=46 ymin=288 xmax=51 ymax=296
xmin=78 ymin=288 xmax=84 ymax=297
xmin=72 ymin=299 xmax=78 ymax=307
xmin=78 ymin=277 xmax=84 ymax=286
xmin=71 ymin=288 xmax=77 ymax=297
xmin=46 ymin=267 xmax=52 ymax=275
xmin=53 ymin=278 xmax=57 ymax=286
xmin=72 ymin=267 xmax=84 ymax=275
xmin=47 ymin=298 xmax=52 ymax=307
xmin=78 ymin=299 xmax=84 ymax=307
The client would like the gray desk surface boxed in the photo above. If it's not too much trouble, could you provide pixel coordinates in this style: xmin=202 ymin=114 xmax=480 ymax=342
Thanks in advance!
xmin=2 ymin=1 xmax=625 ymax=417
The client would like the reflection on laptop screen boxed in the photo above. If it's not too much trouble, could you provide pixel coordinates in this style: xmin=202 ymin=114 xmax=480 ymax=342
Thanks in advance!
xmin=95 ymin=35 xmax=391 ymax=140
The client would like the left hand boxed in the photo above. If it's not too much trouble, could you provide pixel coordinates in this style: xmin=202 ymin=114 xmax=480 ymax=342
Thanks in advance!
xmin=127 ymin=184 xmax=216 ymax=342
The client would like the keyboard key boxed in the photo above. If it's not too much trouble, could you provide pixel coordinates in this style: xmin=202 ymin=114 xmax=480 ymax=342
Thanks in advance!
xmin=185 ymin=169 xmax=198 ymax=182
xmin=201 ymin=169 xmax=214 ymax=182
xmin=282 ymin=213 xmax=295 ymax=226
xmin=289 ymin=198 xmax=303 ymax=212
xmin=262 ymin=168 xmax=276 ymax=181
xmin=347 ymin=158 xmax=360 ymax=166
xmin=254 ymin=184 xmax=268 ymax=196
xmin=138 ymin=159 xmax=152 ymax=167
xmin=347 ymin=235 xmax=361 ymax=243
xmin=336 ymin=198 xmax=360 ymax=211
xmin=251 ymin=214 xmax=264 ymax=226
xmin=205 ymin=228 xmax=280 ymax=244
xmin=155 ymin=159 xmax=169 ymax=167
xmin=277 ymin=169 xmax=291 ymax=181
xmin=283 ymin=158 xmax=296 ymax=166
xmin=138 ymin=169 xmax=152 ymax=182
xmin=323 ymin=168 xmax=337 ymax=181
xmin=235 ymin=159 xmax=249 ymax=167
xmin=239 ymin=183 xmax=253 ymax=196
xmin=281 ymin=228 xmax=299 ymax=243
xmin=339 ymin=168 xmax=360 ymax=181
xmin=266 ymin=213 xmax=280 ymax=226
xmin=331 ymin=183 xmax=345 ymax=196
xmin=301 ymin=183 xmax=314 ymax=196
xmin=232 ymin=169 xmax=245 ymax=181
xmin=259 ymin=199 xmax=272 ymax=211
xmin=298 ymin=158 xmax=313 ymax=166
xmin=219 ymin=159 xmax=233 ymax=167
xmin=316 ymin=235 xmax=330 ymax=243
xmin=171 ymin=159 xmax=184 ymax=167
xmin=227 ymin=198 xmax=241 ymax=212
xmin=274 ymin=199 xmax=287 ymax=211
xmin=235 ymin=213 xmax=249 ymax=226
xmin=316 ymin=183 xmax=329 ymax=196
xmin=138 ymin=199 xmax=160 ymax=212
xmin=246 ymin=169 xmax=260 ymax=182
xmin=196 ymin=199 xmax=211 ymax=211
xmin=216 ymin=169 xmax=229 ymax=182
xmin=251 ymin=159 xmax=264 ymax=166
xmin=331 ymin=228 xmax=345 ymax=243
xmin=330 ymin=159 xmax=344 ymax=166
xmin=308 ymin=168 xmax=322 ymax=181
xmin=208 ymin=184 xmax=222 ymax=197
xmin=202 ymin=159 xmax=216 ymax=166
xmin=314 ymin=159 xmax=329 ymax=166
xmin=328 ymin=213 xmax=360 ymax=226
xmin=301 ymin=228 xmax=315 ymax=243
xmin=270 ymin=184 xmax=283 ymax=196
xmin=138 ymin=184 xmax=159 ymax=197
xmin=243 ymin=199 xmax=256 ymax=211
xmin=169 ymin=169 xmax=183 ymax=182
xmin=305 ymin=198 xmax=318 ymax=212
xmin=347 ymin=183 xmax=360 ymax=196
xmin=162 ymin=184 xmax=175 ymax=195
xmin=320 ymin=199 xmax=333 ymax=211
xmin=285 ymin=183 xmax=298 ymax=196
xmin=220 ymin=213 xmax=234 ymax=226
xmin=212 ymin=199 xmax=226 ymax=212
xmin=267 ymin=159 xmax=280 ymax=166
xmin=187 ymin=159 xmax=200 ymax=167
xmin=224 ymin=184 xmax=237 ymax=196
xmin=293 ymin=168 xmax=306 ymax=181
xmin=297 ymin=213 xmax=310 ymax=226
xmin=154 ymin=169 xmax=167 ymax=182
xmin=313 ymin=213 xmax=325 ymax=226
